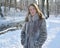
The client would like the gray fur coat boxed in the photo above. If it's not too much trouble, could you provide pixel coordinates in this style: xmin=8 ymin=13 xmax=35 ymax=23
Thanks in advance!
xmin=21 ymin=14 xmax=47 ymax=48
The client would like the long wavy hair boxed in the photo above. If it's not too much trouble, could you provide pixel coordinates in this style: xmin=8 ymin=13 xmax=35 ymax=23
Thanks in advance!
xmin=25 ymin=3 xmax=45 ymax=22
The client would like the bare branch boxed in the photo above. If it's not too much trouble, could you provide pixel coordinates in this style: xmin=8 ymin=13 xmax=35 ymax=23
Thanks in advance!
xmin=0 ymin=27 xmax=18 ymax=35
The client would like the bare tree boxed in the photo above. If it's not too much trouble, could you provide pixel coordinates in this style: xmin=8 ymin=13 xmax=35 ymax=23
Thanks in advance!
xmin=4 ymin=0 xmax=7 ymax=16
xmin=9 ymin=0 xmax=12 ymax=10
xmin=19 ymin=0 xmax=23 ymax=11
xmin=46 ymin=0 xmax=49 ymax=19
xmin=15 ymin=0 xmax=17 ymax=10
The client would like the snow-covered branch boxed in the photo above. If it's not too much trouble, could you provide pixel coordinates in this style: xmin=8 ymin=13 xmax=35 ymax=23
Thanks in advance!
xmin=0 ymin=27 xmax=18 ymax=35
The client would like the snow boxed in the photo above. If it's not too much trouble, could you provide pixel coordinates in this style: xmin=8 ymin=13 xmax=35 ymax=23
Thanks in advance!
xmin=0 ymin=30 xmax=23 ymax=48
xmin=0 ymin=6 xmax=26 ymax=31
xmin=42 ymin=15 xmax=60 ymax=48
xmin=0 ymin=7 xmax=60 ymax=48
xmin=0 ymin=7 xmax=26 ymax=48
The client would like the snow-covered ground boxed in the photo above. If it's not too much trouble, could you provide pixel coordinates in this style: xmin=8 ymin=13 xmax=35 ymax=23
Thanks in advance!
xmin=43 ymin=15 xmax=60 ymax=48
xmin=0 ymin=7 xmax=60 ymax=48
xmin=0 ymin=6 xmax=27 ymax=31
xmin=0 ymin=7 xmax=26 ymax=48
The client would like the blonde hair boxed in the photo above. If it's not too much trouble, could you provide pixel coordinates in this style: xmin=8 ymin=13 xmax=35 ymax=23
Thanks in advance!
xmin=25 ymin=3 xmax=45 ymax=22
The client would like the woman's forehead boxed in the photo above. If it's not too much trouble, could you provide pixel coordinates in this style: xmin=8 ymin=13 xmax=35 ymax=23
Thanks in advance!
xmin=29 ymin=6 xmax=35 ymax=9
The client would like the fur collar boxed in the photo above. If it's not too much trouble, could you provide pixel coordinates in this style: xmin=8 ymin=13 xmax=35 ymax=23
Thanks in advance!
xmin=28 ymin=13 xmax=39 ymax=22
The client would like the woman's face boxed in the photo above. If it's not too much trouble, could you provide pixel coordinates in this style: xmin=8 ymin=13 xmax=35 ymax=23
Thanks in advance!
xmin=29 ymin=6 xmax=36 ymax=16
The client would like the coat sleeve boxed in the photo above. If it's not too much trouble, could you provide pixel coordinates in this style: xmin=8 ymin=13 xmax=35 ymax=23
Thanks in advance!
xmin=35 ymin=19 xmax=47 ymax=46
xmin=21 ymin=23 xmax=26 ymax=45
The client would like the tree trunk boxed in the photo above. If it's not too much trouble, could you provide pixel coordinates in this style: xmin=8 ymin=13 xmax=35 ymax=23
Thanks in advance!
xmin=15 ymin=0 xmax=17 ymax=10
xmin=20 ymin=0 xmax=23 ymax=11
xmin=9 ymin=0 xmax=12 ymax=10
xmin=4 ymin=0 xmax=7 ymax=16
xmin=46 ymin=0 xmax=49 ymax=19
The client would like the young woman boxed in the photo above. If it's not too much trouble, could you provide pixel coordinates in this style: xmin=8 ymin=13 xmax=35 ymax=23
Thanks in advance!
xmin=21 ymin=3 xmax=47 ymax=48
